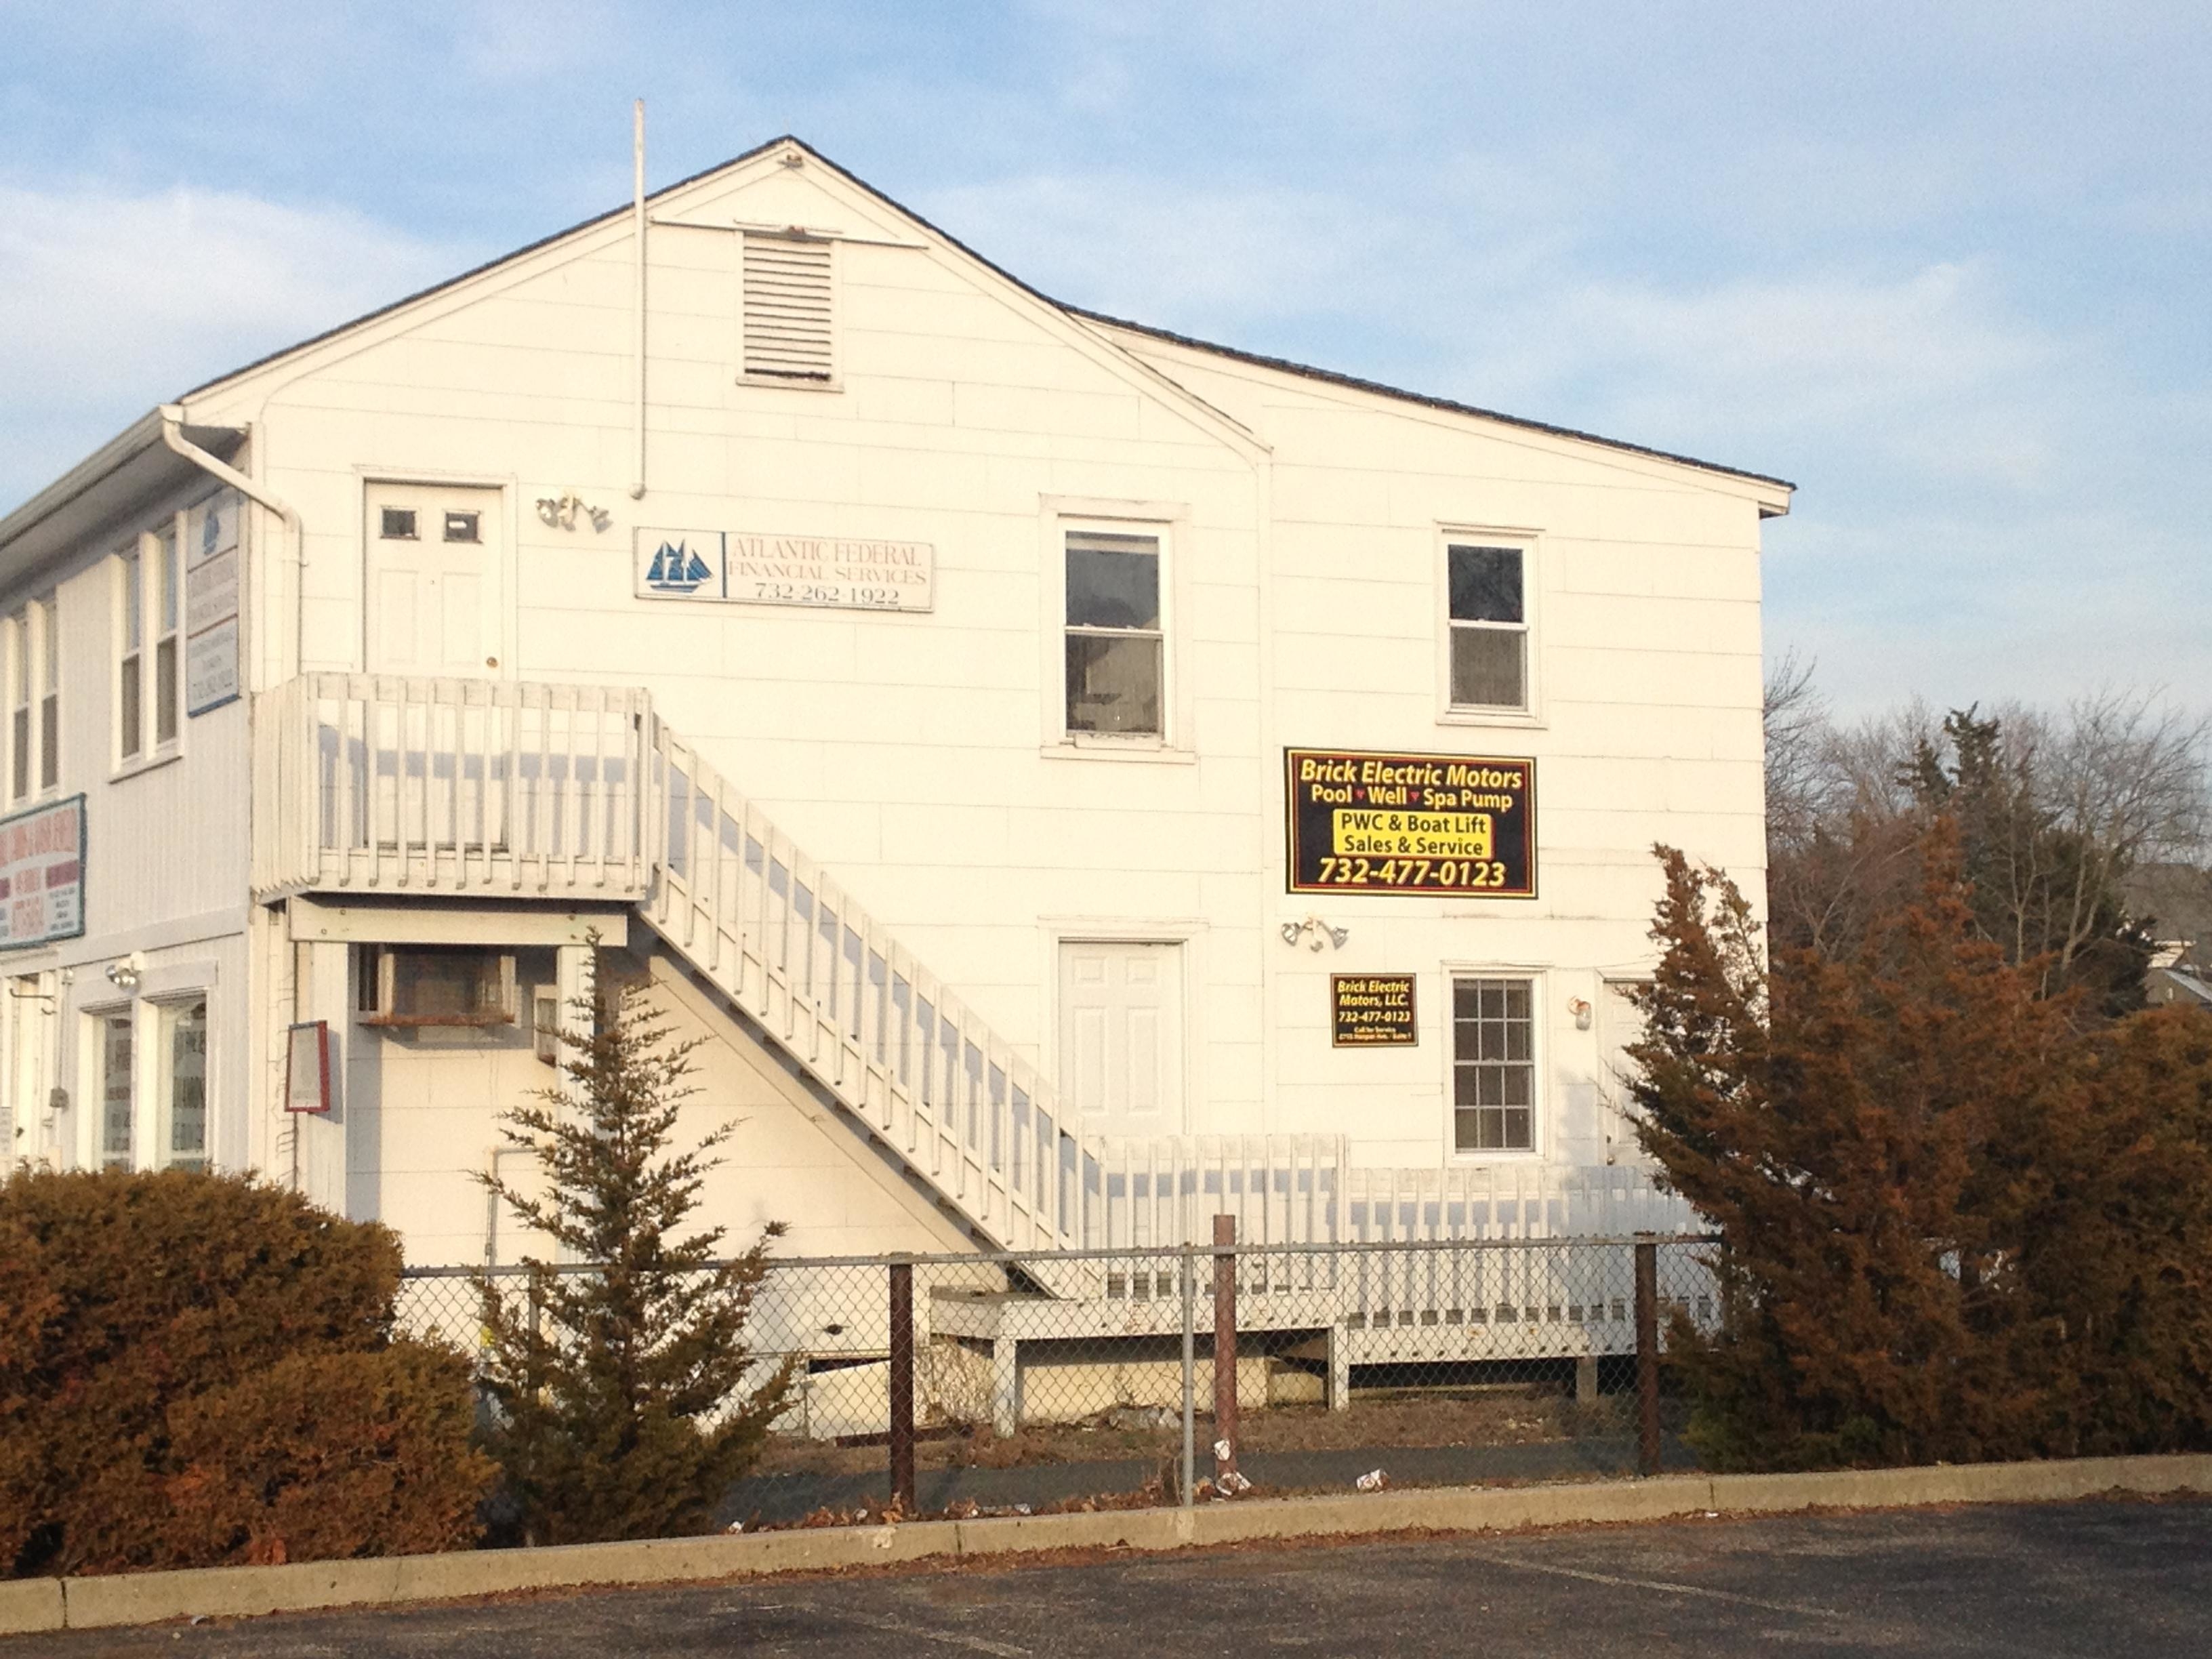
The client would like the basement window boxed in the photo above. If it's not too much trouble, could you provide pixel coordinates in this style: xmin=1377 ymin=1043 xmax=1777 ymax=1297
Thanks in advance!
xmin=741 ymin=232 xmax=836 ymax=384
xmin=356 ymin=945 xmax=516 ymax=1027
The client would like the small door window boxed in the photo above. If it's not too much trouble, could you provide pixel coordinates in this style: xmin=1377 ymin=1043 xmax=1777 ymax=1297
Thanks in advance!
xmin=443 ymin=512 xmax=481 ymax=544
xmin=380 ymin=508 xmax=419 ymax=539
xmin=100 ymin=1012 xmax=134 ymax=1170
xmin=157 ymin=999 xmax=208 ymax=1173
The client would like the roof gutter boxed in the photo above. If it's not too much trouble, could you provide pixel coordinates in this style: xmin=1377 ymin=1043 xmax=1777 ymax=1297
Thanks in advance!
xmin=159 ymin=405 xmax=301 ymax=682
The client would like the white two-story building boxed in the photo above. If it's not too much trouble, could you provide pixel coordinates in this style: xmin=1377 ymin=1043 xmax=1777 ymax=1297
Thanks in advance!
xmin=0 ymin=136 xmax=1788 ymax=1288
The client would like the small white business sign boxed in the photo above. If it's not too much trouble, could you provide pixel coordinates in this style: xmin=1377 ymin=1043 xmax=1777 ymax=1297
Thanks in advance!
xmin=185 ymin=491 xmax=242 ymax=715
xmin=0 ymin=795 xmax=85 ymax=949
xmin=636 ymin=528 xmax=934 ymax=613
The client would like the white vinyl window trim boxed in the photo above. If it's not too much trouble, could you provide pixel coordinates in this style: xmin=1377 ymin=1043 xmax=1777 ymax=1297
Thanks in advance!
xmin=1062 ymin=526 xmax=1168 ymax=745
xmin=5 ymin=612 xmax=28 ymax=804
xmin=1445 ymin=969 xmax=1545 ymax=1160
xmin=12 ymin=596 xmax=59 ymax=799
xmin=38 ymin=596 xmax=59 ymax=794
xmin=1437 ymin=531 xmax=1542 ymax=727
xmin=113 ymin=531 xmax=182 ymax=773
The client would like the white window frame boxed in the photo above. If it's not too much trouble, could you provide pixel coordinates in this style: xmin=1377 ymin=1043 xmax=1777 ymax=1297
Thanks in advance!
xmin=115 ymin=542 xmax=144 ymax=766
xmin=1437 ymin=527 xmax=1542 ymax=728
xmin=28 ymin=594 xmax=58 ymax=798
xmin=113 ymin=529 xmax=184 ymax=775
xmin=1040 ymin=505 xmax=1191 ymax=760
xmin=5 ymin=610 xmax=28 ymax=805
xmin=1442 ymin=966 xmax=1547 ymax=1162
xmin=152 ymin=523 xmax=182 ymax=751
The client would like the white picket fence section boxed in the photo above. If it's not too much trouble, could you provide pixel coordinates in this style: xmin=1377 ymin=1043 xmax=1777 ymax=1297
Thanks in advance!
xmin=257 ymin=673 xmax=1696 ymax=1277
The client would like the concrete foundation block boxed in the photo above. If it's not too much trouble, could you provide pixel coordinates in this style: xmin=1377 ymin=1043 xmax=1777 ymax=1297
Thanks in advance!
xmin=0 ymin=1577 xmax=64 ymax=1637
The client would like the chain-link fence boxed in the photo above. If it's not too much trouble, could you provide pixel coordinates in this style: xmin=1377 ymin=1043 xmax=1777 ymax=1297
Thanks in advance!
xmin=398 ymin=1231 xmax=1718 ymax=1525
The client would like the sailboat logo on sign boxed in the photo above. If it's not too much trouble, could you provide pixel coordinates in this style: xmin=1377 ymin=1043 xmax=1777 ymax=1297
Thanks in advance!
xmin=644 ymin=538 xmax=714 ymax=595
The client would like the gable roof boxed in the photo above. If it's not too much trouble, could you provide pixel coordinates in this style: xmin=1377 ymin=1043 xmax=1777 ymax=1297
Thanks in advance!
xmin=1073 ymin=309 xmax=1795 ymax=494
xmin=7 ymin=134 xmax=1790 ymax=557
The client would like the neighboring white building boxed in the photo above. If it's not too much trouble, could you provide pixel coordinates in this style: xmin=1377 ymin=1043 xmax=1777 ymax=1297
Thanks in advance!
xmin=0 ymin=136 xmax=1790 ymax=1277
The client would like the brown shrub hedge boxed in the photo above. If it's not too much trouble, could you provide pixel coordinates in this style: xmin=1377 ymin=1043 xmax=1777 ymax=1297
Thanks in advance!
xmin=0 ymin=1168 xmax=493 ymax=1577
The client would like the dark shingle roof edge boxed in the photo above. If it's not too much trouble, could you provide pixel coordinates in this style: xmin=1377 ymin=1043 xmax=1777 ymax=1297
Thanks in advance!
xmin=1065 ymin=307 xmax=1795 ymax=495
xmin=173 ymin=134 xmax=1793 ymax=497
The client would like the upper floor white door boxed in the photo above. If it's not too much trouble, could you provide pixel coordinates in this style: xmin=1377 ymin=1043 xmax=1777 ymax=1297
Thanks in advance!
xmin=363 ymin=483 xmax=505 ymax=677
xmin=1059 ymin=940 xmax=1184 ymax=1139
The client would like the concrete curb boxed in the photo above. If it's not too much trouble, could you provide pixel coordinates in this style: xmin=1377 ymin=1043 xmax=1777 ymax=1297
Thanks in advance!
xmin=10 ymin=1452 xmax=2212 ymax=1637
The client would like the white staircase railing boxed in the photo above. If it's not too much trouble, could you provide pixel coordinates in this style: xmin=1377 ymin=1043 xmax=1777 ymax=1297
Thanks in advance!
xmin=644 ymin=719 xmax=1084 ymax=1251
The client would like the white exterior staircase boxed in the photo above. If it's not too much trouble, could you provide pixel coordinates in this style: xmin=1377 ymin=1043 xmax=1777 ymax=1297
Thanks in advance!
xmin=257 ymin=673 xmax=1694 ymax=1266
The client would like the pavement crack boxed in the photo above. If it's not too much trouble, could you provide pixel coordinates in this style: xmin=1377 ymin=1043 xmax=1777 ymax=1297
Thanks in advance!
xmin=1458 ymin=1552 xmax=1845 ymax=1620
xmin=820 ymin=1607 xmax=1031 ymax=1656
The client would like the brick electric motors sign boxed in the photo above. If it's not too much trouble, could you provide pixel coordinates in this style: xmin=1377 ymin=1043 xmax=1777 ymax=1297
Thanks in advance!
xmin=1331 ymin=974 xmax=1418 ymax=1047
xmin=1285 ymin=749 xmax=1536 ymax=897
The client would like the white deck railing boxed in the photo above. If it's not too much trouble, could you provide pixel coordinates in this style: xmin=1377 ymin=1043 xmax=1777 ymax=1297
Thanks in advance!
xmin=254 ymin=673 xmax=652 ymax=901
xmin=258 ymin=673 xmax=1694 ymax=1263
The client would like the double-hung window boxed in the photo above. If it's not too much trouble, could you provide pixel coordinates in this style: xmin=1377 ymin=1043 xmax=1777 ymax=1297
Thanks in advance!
xmin=39 ymin=598 xmax=58 ymax=792
xmin=1452 ymin=976 xmax=1536 ymax=1153
xmin=7 ymin=612 xmax=28 ymax=802
xmin=118 ymin=546 xmax=144 ymax=762
xmin=1064 ymin=530 xmax=1164 ymax=739
xmin=117 ymin=533 xmax=179 ymax=766
xmin=1446 ymin=543 xmax=1530 ymax=712
xmin=153 ymin=528 xmax=180 ymax=747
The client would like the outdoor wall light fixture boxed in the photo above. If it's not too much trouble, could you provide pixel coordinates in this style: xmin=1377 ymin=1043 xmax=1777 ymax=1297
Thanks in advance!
xmin=1280 ymin=916 xmax=1350 ymax=952
xmin=104 ymin=954 xmax=145 ymax=993
xmin=1568 ymin=996 xmax=1593 ymax=1031
xmin=535 ymin=491 xmax=613 ymax=533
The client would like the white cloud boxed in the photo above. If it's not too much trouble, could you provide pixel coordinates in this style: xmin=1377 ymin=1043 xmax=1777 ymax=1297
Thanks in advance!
xmin=0 ymin=182 xmax=471 ymax=508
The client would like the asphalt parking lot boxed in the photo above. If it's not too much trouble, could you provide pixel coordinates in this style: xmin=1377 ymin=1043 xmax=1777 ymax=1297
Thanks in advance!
xmin=20 ymin=1496 xmax=2212 ymax=1658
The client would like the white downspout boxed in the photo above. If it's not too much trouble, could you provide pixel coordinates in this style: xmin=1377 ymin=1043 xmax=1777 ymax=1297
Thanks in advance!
xmin=629 ymin=98 xmax=647 ymax=500
xmin=158 ymin=404 xmax=302 ymax=684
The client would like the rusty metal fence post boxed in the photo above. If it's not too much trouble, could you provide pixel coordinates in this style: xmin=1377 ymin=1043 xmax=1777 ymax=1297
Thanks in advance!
xmin=1634 ymin=1236 xmax=1661 ymax=1477
xmin=1213 ymin=1213 xmax=1239 ymax=1481
xmin=888 ymin=1256 xmax=916 ymax=1513
xmin=1180 ymin=1242 xmax=1197 ymax=1507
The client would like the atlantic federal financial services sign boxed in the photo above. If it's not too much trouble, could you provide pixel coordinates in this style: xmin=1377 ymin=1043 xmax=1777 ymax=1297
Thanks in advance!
xmin=635 ymin=527 xmax=934 ymax=613
xmin=1285 ymin=748 xmax=1536 ymax=897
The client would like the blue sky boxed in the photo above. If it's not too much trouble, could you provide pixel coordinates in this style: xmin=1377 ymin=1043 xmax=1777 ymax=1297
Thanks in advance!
xmin=3 ymin=1 xmax=2206 ymax=718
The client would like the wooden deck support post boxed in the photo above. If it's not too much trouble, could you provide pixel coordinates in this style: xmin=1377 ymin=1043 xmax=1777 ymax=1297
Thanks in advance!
xmin=1213 ymin=1212 xmax=1239 ymax=1480
xmin=1635 ymin=1236 xmax=1661 ymax=1476
xmin=991 ymin=1333 xmax=1021 ymax=1438
xmin=888 ymin=1258 xmax=916 ymax=1513
xmin=1326 ymin=1322 xmax=1352 ymax=1412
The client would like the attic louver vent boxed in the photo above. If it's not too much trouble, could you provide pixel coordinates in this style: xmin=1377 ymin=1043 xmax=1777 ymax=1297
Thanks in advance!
xmin=742 ymin=233 xmax=834 ymax=383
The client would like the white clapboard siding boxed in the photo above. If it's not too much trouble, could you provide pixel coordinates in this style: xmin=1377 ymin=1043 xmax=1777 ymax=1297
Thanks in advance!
xmin=260 ymin=670 xmax=1698 ymax=1291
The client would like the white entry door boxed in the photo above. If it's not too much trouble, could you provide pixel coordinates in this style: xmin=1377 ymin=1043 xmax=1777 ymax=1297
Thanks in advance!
xmin=364 ymin=483 xmax=505 ymax=676
xmin=1059 ymin=941 xmax=1183 ymax=1139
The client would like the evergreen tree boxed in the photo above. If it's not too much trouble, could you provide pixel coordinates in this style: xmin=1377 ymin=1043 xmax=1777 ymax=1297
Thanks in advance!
xmin=1629 ymin=822 xmax=2212 ymax=1469
xmin=476 ymin=954 xmax=795 ymax=1544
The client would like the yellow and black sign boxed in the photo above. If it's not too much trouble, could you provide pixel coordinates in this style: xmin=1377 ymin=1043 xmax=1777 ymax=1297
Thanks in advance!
xmin=1286 ymin=748 xmax=1536 ymax=897
xmin=1332 ymin=974 xmax=1418 ymax=1047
